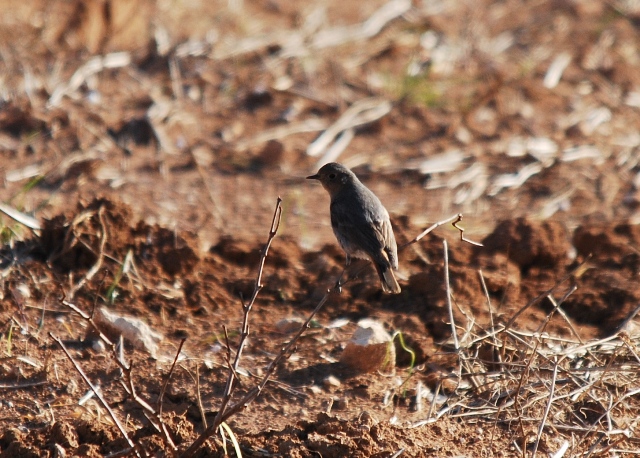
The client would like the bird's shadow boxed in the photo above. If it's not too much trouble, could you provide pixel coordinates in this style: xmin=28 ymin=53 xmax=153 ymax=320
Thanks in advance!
xmin=280 ymin=362 xmax=360 ymax=386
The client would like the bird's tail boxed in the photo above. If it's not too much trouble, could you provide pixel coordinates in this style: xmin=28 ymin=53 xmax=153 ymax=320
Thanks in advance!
xmin=375 ymin=263 xmax=401 ymax=294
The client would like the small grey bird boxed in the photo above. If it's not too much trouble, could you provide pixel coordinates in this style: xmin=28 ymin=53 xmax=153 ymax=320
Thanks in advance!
xmin=307 ymin=162 xmax=401 ymax=294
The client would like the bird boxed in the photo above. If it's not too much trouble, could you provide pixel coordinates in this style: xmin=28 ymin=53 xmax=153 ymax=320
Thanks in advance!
xmin=307 ymin=162 xmax=401 ymax=294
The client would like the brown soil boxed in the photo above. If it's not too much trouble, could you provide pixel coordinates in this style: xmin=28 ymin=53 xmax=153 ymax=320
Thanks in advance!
xmin=1 ymin=0 xmax=640 ymax=456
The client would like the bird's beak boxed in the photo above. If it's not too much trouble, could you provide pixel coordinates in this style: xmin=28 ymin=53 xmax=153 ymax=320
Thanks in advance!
xmin=306 ymin=174 xmax=320 ymax=180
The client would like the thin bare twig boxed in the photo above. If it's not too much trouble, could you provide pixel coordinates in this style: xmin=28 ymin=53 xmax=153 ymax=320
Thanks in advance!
xmin=544 ymin=286 xmax=583 ymax=344
xmin=61 ymin=297 xmax=178 ymax=452
xmin=195 ymin=364 xmax=207 ymax=429
xmin=215 ymin=197 xmax=282 ymax=417
xmin=478 ymin=270 xmax=503 ymax=368
xmin=51 ymin=333 xmax=144 ymax=457
xmin=532 ymin=358 xmax=559 ymax=458
xmin=399 ymin=213 xmax=482 ymax=251
xmin=0 ymin=380 xmax=48 ymax=389
xmin=443 ymin=240 xmax=459 ymax=351
xmin=158 ymin=338 xmax=187 ymax=415
xmin=182 ymin=197 xmax=283 ymax=457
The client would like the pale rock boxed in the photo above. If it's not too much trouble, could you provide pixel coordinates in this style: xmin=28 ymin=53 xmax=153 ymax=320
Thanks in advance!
xmin=340 ymin=318 xmax=395 ymax=373
xmin=95 ymin=307 xmax=163 ymax=359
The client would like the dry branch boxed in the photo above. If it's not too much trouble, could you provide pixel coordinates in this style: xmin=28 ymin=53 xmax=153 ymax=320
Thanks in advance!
xmin=68 ymin=205 xmax=107 ymax=299
xmin=60 ymin=297 xmax=179 ymax=454
xmin=443 ymin=240 xmax=459 ymax=351
xmin=182 ymin=197 xmax=283 ymax=456
xmin=399 ymin=213 xmax=483 ymax=250
xmin=51 ymin=333 xmax=144 ymax=457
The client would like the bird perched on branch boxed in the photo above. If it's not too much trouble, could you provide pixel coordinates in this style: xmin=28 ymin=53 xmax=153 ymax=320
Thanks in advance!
xmin=307 ymin=162 xmax=401 ymax=294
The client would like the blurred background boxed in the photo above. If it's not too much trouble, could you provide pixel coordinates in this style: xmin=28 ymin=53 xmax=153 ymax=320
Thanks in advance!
xmin=1 ymin=0 xmax=640 ymax=248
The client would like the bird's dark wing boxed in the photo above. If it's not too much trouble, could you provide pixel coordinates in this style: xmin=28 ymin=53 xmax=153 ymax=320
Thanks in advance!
xmin=379 ymin=217 xmax=398 ymax=269
xmin=330 ymin=198 xmax=393 ymax=265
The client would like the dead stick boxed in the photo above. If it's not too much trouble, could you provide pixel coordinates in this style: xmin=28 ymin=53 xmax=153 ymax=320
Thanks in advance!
xmin=195 ymin=364 xmax=207 ymax=429
xmin=531 ymin=358 xmax=559 ymax=458
xmin=51 ymin=333 xmax=144 ymax=457
xmin=399 ymin=213 xmax=482 ymax=251
xmin=443 ymin=240 xmax=459 ymax=351
xmin=217 ymin=197 xmax=281 ymax=412
xmin=158 ymin=338 xmax=187 ymax=415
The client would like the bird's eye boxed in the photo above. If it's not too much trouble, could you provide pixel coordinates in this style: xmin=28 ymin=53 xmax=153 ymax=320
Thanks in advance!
xmin=329 ymin=173 xmax=336 ymax=179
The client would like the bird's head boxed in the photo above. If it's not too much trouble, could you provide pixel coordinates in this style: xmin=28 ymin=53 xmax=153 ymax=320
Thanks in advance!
xmin=306 ymin=162 xmax=355 ymax=197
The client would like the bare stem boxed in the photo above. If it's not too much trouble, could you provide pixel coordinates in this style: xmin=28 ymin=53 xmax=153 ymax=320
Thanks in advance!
xmin=182 ymin=197 xmax=283 ymax=456
xmin=443 ymin=240 xmax=459 ymax=351
xmin=51 ymin=333 xmax=145 ymax=457
xmin=399 ymin=213 xmax=482 ymax=251
xmin=158 ymin=338 xmax=187 ymax=415
xmin=60 ymin=297 xmax=179 ymax=451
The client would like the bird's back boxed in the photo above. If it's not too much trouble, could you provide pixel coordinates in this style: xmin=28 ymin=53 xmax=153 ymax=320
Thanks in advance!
xmin=330 ymin=181 xmax=398 ymax=268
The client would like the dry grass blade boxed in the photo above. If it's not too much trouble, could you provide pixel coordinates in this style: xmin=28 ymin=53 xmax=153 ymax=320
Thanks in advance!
xmin=307 ymin=98 xmax=392 ymax=157
xmin=532 ymin=359 xmax=559 ymax=458
xmin=0 ymin=202 xmax=41 ymax=231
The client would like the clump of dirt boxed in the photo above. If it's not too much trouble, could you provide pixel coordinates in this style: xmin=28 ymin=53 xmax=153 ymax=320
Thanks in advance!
xmin=39 ymin=197 xmax=200 ymax=279
xmin=481 ymin=218 xmax=571 ymax=271
xmin=247 ymin=413 xmax=514 ymax=457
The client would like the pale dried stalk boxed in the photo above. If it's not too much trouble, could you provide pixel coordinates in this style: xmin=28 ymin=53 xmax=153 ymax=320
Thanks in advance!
xmin=48 ymin=52 xmax=131 ymax=107
xmin=0 ymin=202 xmax=41 ymax=230
xmin=306 ymin=98 xmax=392 ymax=157
xmin=532 ymin=359 xmax=559 ymax=458
xmin=68 ymin=205 xmax=107 ymax=299
xmin=443 ymin=240 xmax=459 ymax=351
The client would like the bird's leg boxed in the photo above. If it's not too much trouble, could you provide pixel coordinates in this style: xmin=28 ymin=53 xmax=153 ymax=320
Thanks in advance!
xmin=349 ymin=259 xmax=371 ymax=280
xmin=334 ymin=255 xmax=352 ymax=292
xmin=334 ymin=267 xmax=347 ymax=293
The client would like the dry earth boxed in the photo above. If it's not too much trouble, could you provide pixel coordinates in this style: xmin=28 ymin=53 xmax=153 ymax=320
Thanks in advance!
xmin=1 ymin=0 xmax=640 ymax=456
